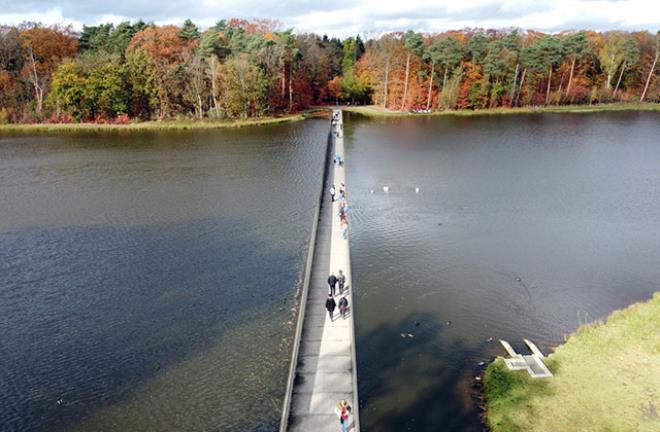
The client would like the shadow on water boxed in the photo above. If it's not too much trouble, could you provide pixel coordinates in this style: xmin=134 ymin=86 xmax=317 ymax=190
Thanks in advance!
xmin=356 ymin=312 xmax=482 ymax=432
xmin=0 ymin=216 xmax=305 ymax=432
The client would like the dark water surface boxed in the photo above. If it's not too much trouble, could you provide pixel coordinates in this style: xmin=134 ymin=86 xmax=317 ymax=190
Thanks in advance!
xmin=345 ymin=112 xmax=660 ymax=432
xmin=2 ymin=112 xmax=659 ymax=432
xmin=0 ymin=121 xmax=327 ymax=432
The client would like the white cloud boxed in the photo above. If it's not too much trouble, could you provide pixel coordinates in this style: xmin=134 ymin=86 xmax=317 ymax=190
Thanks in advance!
xmin=95 ymin=14 xmax=130 ymax=26
xmin=0 ymin=0 xmax=657 ymax=36
xmin=0 ymin=7 xmax=82 ymax=29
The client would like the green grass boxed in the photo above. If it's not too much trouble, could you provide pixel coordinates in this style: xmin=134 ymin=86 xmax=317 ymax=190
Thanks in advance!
xmin=484 ymin=292 xmax=660 ymax=432
xmin=0 ymin=113 xmax=307 ymax=133
xmin=345 ymin=102 xmax=660 ymax=118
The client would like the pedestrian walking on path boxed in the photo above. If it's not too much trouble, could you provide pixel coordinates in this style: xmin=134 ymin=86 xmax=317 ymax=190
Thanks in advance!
xmin=330 ymin=185 xmax=336 ymax=202
xmin=337 ymin=270 xmax=346 ymax=294
xmin=341 ymin=220 xmax=348 ymax=240
xmin=338 ymin=296 xmax=349 ymax=319
xmin=325 ymin=294 xmax=337 ymax=321
xmin=339 ymin=201 xmax=349 ymax=218
xmin=328 ymin=273 xmax=337 ymax=296
xmin=335 ymin=399 xmax=352 ymax=432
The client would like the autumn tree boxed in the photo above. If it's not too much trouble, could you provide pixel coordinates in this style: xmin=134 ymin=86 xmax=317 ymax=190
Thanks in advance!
xmin=612 ymin=36 xmax=639 ymax=98
xmin=19 ymin=25 xmax=78 ymax=115
xmin=0 ymin=27 xmax=24 ymax=73
xmin=295 ymin=33 xmax=340 ymax=103
xmin=401 ymin=31 xmax=424 ymax=109
xmin=640 ymin=32 xmax=659 ymax=102
xmin=1 ymin=22 xmax=658 ymax=123
xmin=327 ymin=75 xmax=342 ymax=104
xmin=47 ymin=54 xmax=128 ymax=120
xmin=46 ymin=61 xmax=85 ymax=118
xmin=562 ymin=31 xmax=590 ymax=100
xmin=127 ymin=25 xmax=189 ymax=118
xmin=276 ymin=30 xmax=297 ymax=110
xmin=523 ymin=35 xmax=564 ymax=105
xmin=217 ymin=54 xmax=268 ymax=118
xmin=599 ymin=32 xmax=628 ymax=91
xmin=83 ymin=56 xmax=128 ymax=118
xmin=360 ymin=34 xmax=403 ymax=108
xmin=177 ymin=21 xmax=206 ymax=118
xmin=340 ymin=37 xmax=369 ymax=103
xmin=0 ymin=26 xmax=25 ymax=120
xmin=200 ymin=28 xmax=231 ymax=112
xmin=428 ymin=36 xmax=463 ymax=109
xmin=125 ymin=47 xmax=158 ymax=119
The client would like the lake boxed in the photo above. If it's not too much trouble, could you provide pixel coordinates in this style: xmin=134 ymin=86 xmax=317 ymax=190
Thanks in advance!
xmin=345 ymin=111 xmax=660 ymax=431
xmin=0 ymin=120 xmax=327 ymax=432
xmin=1 ymin=111 xmax=659 ymax=432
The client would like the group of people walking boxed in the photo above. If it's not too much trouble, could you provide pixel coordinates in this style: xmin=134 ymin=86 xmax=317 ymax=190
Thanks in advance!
xmin=326 ymin=112 xmax=352 ymax=324
xmin=330 ymin=183 xmax=350 ymax=240
xmin=330 ymin=111 xmax=353 ymax=432
xmin=325 ymin=270 xmax=349 ymax=321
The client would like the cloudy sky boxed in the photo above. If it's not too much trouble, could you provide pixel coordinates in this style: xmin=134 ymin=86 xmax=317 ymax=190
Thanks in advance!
xmin=0 ymin=0 xmax=658 ymax=36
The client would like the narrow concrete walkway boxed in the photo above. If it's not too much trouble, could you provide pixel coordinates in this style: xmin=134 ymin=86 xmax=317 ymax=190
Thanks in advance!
xmin=285 ymin=110 xmax=359 ymax=432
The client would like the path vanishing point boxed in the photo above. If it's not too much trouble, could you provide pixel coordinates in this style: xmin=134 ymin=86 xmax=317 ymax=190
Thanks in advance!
xmin=280 ymin=109 xmax=360 ymax=432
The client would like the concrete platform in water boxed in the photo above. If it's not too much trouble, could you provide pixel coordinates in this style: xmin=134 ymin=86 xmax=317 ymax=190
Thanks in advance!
xmin=280 ymin=110 xmax=360 ymax=432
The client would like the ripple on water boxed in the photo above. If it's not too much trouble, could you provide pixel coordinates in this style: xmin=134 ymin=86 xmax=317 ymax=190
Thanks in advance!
xmin=0 ymin=119 xmax=329 ymax=432
xmin=347 ymin=112 xmax=660 ymax=432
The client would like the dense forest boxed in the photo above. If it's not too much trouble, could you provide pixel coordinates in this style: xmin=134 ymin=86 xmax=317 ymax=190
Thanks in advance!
xmin=0 ymin=19 xmax=658 ymax=123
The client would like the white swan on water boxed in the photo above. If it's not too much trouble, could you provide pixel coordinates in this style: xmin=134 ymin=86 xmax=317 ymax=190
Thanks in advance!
xmin=415 ymin=187 xmax=420 ymax=193
xmin=383 ymin=186 xmax=389 ymax=193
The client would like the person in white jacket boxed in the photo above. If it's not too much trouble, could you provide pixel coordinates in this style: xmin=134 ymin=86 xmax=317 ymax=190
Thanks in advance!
xmin=334 ymin=399 xmax=352 ymax=432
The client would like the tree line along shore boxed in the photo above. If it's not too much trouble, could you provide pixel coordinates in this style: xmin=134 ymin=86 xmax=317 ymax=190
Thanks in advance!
xmin=0 ymin=19 xmax=658 ymax=126
xmin=483 ymin=292 xmax=660 ymax=432
xmin=3 ymin=104 xmax=658 ymax=134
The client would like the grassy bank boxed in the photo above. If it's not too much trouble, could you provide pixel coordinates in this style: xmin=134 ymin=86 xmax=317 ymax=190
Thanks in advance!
xmin=483 ymin=292 xmax=660 ymax=432
xmin=345 ymin=102 xmax=660 ymax=118
xmin=0 ymin=113 xmax=308 ymax=134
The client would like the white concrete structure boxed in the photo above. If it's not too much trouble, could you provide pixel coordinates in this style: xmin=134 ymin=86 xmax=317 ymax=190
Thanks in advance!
xmin=281 ymin=110 xmax=359 ymax=432
xmin=499 ymin=339 xmax=553 ymax=378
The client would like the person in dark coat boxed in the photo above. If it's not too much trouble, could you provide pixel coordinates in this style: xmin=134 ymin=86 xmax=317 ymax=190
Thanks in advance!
xmin=328 ymin=273 xmax=337 ymax=296
xmin=326 ymin=294 xmax=337 ymax=321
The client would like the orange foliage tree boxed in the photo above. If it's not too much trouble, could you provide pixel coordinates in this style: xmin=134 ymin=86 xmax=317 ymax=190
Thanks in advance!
xmin=19 ymin=25 xmax=78 ymax=116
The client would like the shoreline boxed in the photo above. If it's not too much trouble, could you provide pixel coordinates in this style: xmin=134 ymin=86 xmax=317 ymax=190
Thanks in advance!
xmin=482 ymin=292 xmax=660 ymax=431
xmin=345 ymin=102 xmax=660 ymax=118
xmin=1 ymin=103 xmax=656 ymax=134
xmin=0 ymin=113 xmax=310 ymax=134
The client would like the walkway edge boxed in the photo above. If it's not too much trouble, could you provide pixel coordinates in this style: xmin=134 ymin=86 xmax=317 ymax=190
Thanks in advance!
xmin=279 ymin=117 xmax=333 ymax=432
